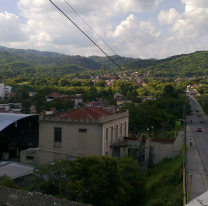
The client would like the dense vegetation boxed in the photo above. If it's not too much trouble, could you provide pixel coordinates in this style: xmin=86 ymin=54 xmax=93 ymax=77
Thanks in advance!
xmin=121 ymin=84 xmax=190 ymax=137
xmin=144 ymin=155 xmax=183 ymax=206
xmin=8 ymin=155 xmax=182 ymax=206
xmin=0 ymin=46 xmax=208 ymax=80
xmin=29 ymin=156 xmax=146 ymax=206
xmin=88 ymin=55 xmax=140 ymax=68
xmin=128 ymin=51 xmax=208 ymax=77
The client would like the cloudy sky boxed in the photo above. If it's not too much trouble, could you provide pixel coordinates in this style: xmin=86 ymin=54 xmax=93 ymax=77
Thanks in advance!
xmin=0 ymin=0 xmax=208 ymax=59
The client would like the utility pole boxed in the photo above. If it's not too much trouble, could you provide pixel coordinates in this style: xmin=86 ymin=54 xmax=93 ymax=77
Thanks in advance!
xmin=184 ymin=90 xmax=187 ymax=154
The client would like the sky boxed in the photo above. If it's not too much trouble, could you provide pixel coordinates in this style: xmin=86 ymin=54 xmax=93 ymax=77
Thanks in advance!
xmin=0 ymin=0 xmax=208 ymax=59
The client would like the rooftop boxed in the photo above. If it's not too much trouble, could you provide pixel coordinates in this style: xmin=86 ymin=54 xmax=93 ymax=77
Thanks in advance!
xmin=0 ymin=113 xmax=38 ymax=132
xmin=46 ymin=107 xmax=114 ymax=121
xmin=0 ymin=161 xmax=34 ymax=179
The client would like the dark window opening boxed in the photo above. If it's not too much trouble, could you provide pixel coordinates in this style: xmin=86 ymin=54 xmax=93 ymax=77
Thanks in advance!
xmin=26 ymin=156 xmax=34 ymax=160
xmin=79 ymin=129 xmax=87 ymax=133
xmin=54 ymin=127 xmax=62 ymax=142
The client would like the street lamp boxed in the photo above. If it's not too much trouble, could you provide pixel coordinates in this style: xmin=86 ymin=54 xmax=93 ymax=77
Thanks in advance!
xmin=147 ymin=128 xmax=149 ymax=135
xmin=151 ymin=126 xmax=153 ymax=137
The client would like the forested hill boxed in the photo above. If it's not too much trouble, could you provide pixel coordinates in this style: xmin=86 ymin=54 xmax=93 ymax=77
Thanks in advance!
xmin=88 ymin=55 xmax=140 ymax=68
xmin=1 ymin=45 xmax=208 ymax=78
xmin=0 ymin=46 xmax=141 ymax=69
xmin=0 ymin=46 xmax=66 ymax=58
xmin=127 ymin=51 xmax=208 ymax=77
xmin=0 ymin=49 xmax=103 ymax=71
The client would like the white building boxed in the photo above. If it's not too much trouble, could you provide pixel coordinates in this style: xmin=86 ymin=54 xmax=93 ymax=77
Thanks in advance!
xmin=21 ymin=107 xmax=129 ymax=166
xmin=0 ymin=83 xmax=4 ymax=99
xmin=0 ymin=84 xmax=13 ymax=99
xmin=4 ymin=86 xmax=12 ymax=94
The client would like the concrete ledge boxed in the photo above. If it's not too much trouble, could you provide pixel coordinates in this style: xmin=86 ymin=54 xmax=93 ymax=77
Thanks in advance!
xmin=0 ymin=186 xmax=90 ymax=206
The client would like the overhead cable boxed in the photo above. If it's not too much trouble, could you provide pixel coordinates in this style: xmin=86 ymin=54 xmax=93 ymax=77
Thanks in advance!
xmin=49 ymin=0 xmax=137 ymax=83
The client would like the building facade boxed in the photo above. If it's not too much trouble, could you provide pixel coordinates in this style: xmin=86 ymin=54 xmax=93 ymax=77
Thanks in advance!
xmin=0 ymin=84 xmax=13 ymax=99
xmin=0 ymin=83 xmax=4 ymax=99
xmin=21 ymin=107 xmax=129 ymax=166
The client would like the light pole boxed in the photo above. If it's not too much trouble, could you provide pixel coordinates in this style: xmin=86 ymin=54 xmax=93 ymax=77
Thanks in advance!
xmin=147 ymin=128 xmax=149 ymax=135
xmin=151 ymin=126 xmax=153 ymax=137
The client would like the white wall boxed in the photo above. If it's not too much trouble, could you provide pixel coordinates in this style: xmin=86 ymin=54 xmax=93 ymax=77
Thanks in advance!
xmin=0 ymin=83 xmax=4 ymax=99
xmin=4 ymin=86 xmax=12 ymax=94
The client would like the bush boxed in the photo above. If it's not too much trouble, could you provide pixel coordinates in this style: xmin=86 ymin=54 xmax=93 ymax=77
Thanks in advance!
xmin=0 ymin=175 xmax=21 ymax=190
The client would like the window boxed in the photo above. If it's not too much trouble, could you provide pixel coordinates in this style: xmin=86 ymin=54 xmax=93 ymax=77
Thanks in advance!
xmin=54 ymin=127 xmax=62 ymax=142
xmin=26 ymin=156 xmax=34 ymax=160
xmin=111 ymin=126 xmax=113 ymax=142
xmin=124 ymin=122 xmax=126 ymax=137
xmin=79 ymin=129 xmax=87 ymax=133
xmin=120 ymin=123 xmax=122 ymax=139
xmin=116 ymin=125 xmax=118 ymax=141
xmin=106 ymin=128 xmax=108 ymax=146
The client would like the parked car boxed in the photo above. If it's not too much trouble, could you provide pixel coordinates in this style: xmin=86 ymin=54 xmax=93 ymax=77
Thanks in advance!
xmin=198 ymin=113 xmax=201 ymax=116
xmin=197 ymin=128 xmax=202 ymax=132
xmin=200 ymin=120 xmax=205 ymax=123
xmin=196 ymin=110 xmax=199 ymax=112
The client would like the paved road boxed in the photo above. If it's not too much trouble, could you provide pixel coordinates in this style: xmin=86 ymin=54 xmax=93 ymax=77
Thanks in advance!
xmin=189 ymin=97 xmax=208 ymax=175
xmin=186 ymin=96 xmax=208 ymax=201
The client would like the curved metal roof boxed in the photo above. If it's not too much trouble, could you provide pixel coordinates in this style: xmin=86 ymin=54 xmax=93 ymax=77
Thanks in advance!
xmin=0 ymin=113 xmax=38 ymax=132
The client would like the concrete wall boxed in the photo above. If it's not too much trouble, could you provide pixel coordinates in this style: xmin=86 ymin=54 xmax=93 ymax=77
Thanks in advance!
xmin=20 ymin=149 xmax=39 ymax=165
xmin=173 ymin=130 xmax=184 ymax=156
xmin=39 ymin=121 xmax=103 ymax=157
xmin=150 ymin=142 xmax=174 ymax=164
xmin=0 ymin=83 xmax=4 ymax=99
xmin=149 ymin=130 xmax=184 ymax=164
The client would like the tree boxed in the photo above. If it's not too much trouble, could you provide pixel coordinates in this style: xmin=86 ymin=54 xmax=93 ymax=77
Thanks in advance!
xmin=33 ymin=156 xmax=146 ymax=206
xmin=0 ymin=175 xmax=21 ymax=189
xmin=95 ymin=80 xmax=106 ymax=87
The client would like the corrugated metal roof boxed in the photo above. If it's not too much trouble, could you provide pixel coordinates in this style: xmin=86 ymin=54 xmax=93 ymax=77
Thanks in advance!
xmin=0 ymin=113 xmax=37 ymax=132
xmin=0 ymin=161 xmax=34 ymax=179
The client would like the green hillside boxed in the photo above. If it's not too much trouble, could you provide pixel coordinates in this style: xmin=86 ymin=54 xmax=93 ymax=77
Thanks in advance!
xmin=88 ymin=55 xmax=140 ymax=68
xmin=0 ymin=51 xmax=99 ymax=79
xmin=127 ymin=51 xmax=208 ymax=77
xmin=0 ymin=46 xmax=66 ymax=58
xmin=1 ymin=46 xmax=208 ymax=79
xmin=0 ymin=47 xmax=103 ymax=70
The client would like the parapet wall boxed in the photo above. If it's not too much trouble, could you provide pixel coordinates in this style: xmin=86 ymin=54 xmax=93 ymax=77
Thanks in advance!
xmin=0 ymin=186 xmax=90 ymax=206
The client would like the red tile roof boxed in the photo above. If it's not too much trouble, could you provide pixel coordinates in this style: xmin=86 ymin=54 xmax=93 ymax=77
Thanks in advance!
xmin=53 ymin=107 xmax=114 ymax=121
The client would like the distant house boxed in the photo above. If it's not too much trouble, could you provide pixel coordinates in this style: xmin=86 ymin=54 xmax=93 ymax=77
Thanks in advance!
xmin=46 ymin=93 xmax=83 ymax=107
xmin=21 ymin=107 xmax=129 ymax=166
xmin=0 ymin=104 xmax=10 ymax=112
xmin=117 ymin=100 xmax=132 ymax=105
xmin=28 ymin=92 xmax=37 ymax=97
xmin=0 ymin=84 xmax=13 ymax=99
xmin=114 ymin=93 xmax=123 ymax=100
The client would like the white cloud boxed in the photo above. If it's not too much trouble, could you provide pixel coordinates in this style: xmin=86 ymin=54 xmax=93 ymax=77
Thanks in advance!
xmin=0 ymin=12 xmax=28 ymax=42
xmin=2 ymin=0 xmax=208 ymax=60
xmin=158 ymin=8 xmax=180 ymax=24
xmin=181 ymin=0 xmax=208 ymax=12
xmin=13 ymin=0 xmax=163 ymax=56
xmin=110 ymin=14 xmax=160 ymax=44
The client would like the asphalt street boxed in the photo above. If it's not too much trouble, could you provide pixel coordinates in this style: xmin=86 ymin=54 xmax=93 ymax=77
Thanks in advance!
xmin=189 ymin=97 xmax=208 ymax=175
xmin=186 ymin=96 xmax=208 ymax=201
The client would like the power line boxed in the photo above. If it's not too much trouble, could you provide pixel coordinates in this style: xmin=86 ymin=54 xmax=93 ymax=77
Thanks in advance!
xmin=49 ymin=0 xmax=137 ymax=83
xmin=64 ymin=0 xmax=120 ymax=58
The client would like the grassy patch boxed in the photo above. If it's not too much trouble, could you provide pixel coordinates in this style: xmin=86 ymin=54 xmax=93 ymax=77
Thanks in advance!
xmin=144 ymin=155 xmax=183 ymax=206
